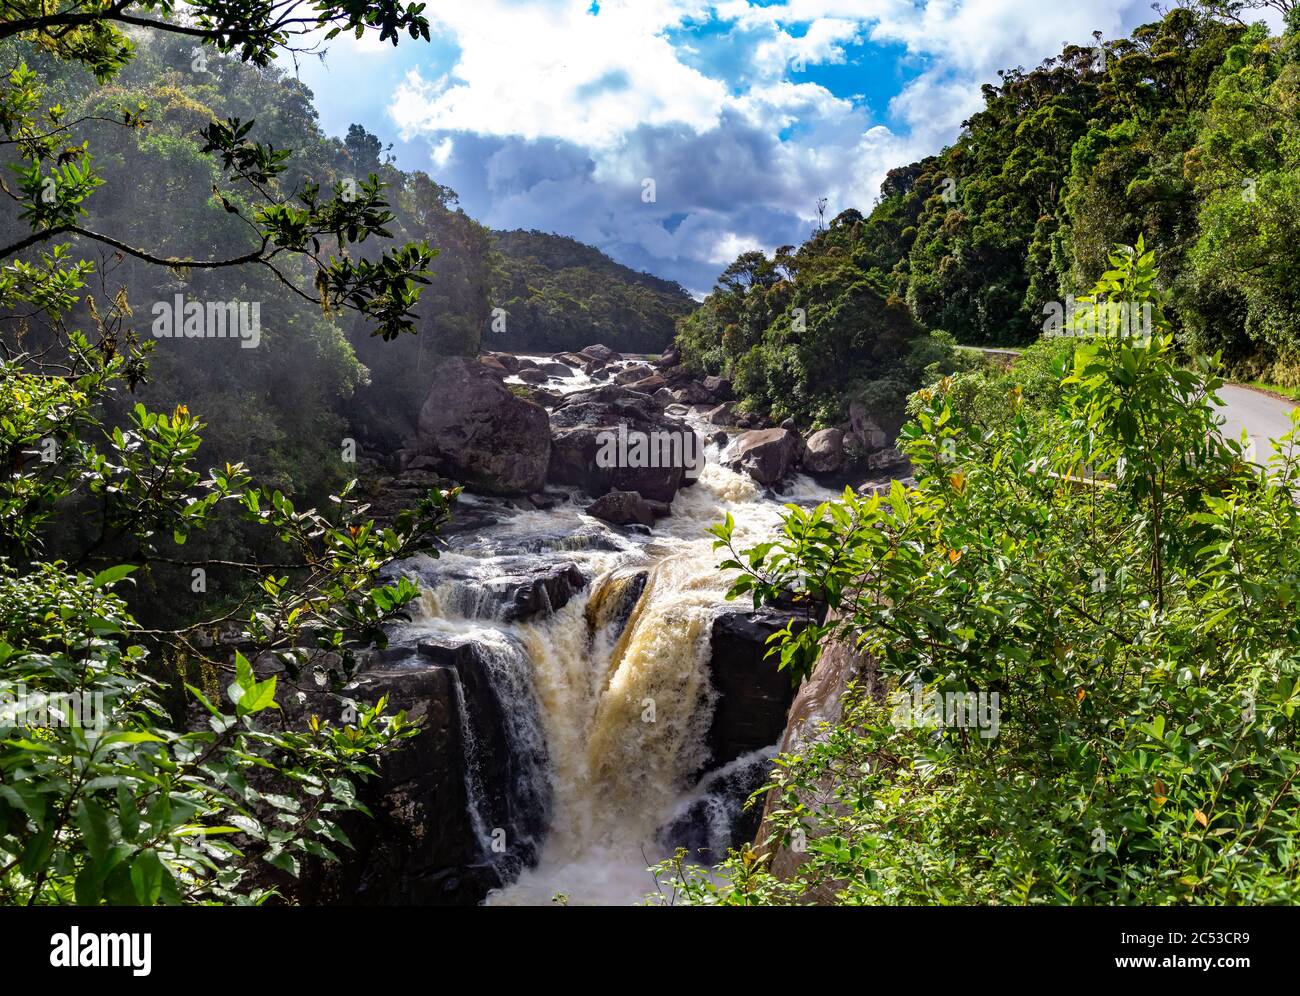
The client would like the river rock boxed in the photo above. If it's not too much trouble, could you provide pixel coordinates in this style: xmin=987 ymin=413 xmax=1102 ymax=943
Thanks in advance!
xmin=478 ymin=354 xmax=509 ymax=377
xmin=702 ymin=375 xmax=732 ymax=401
xmin=703 ymin=402 xmax=735 ymax=426
xmin=586 ymin=489 xmax=656 ymax=527
xmin=670 ymin=382 xmax=713 ymax=405
xmin=494 ymin=353 xmax=522 ymax=374
xmin=410 ymin=357 xmax=551 ymax=495
xmin=614 ymin=363 xmax=655 ymax=385
xmin=657 ymin=749 xmax=776 ymax=865
xmin=628 ymin=373 xmax=666 ymax=393
xmin=548 ymin=385 xmax=702 ymax=502
xmin=538 ymin=361 xmax=574 ymax=378
xmin=516 ymin=367 xmax=547 ymax=385
xmin=435 ymin=561 xmax=588 ymax=622
xmin=579 ymin=344 xmax=622 ymax=364
xmin=289 ymin=639 xmax=550 ymax=906
xmin=656 ymin=343 xmax=681 ymax=368
xmin=721 ymin=428 xmax=800 ymax=485
xmin=802 ymin=428 xmax=845 ymax=473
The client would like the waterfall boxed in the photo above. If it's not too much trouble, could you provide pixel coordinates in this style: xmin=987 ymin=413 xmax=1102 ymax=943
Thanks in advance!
xmin=390 ymin=427 xmax=840 ymax=903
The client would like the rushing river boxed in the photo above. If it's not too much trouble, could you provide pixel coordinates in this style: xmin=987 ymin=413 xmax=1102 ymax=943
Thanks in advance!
xmin=383 ymin=356 xmax=840 ymax=905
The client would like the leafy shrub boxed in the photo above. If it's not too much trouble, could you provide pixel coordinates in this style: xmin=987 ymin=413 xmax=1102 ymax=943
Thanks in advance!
xmin=669 ymin=244 xmax=1300 ymax=905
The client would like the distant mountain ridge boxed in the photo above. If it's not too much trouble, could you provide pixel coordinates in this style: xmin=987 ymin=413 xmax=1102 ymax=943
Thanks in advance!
xmin=487 ymin=229 xmax=696 ymax=354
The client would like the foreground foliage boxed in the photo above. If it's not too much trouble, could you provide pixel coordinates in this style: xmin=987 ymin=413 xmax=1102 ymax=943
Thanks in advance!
xmin=666 ymin=244 xmax=1300 ymax=904
xmin=0 ymin=0 xmax=456 ymax=905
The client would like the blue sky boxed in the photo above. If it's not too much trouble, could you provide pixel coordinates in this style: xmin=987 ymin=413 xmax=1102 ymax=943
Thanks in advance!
xmin=293 ymin=0 xmax=1165 ymax=296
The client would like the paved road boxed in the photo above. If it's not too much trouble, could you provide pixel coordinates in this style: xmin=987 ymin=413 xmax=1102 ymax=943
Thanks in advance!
xmin=1213 ymin=384 xmax=1297 ymax=463
xmin=962 ymin=346 xmax=1297 ymax=462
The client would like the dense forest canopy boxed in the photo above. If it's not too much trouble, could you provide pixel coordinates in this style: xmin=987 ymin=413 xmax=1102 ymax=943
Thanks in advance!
xmin=487 ymin=228 xmax=696 ymax=355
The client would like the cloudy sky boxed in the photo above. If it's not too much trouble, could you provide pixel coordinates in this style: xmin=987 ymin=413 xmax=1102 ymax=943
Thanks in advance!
xmin=294 ymin=0 xmax=1164 ymax=296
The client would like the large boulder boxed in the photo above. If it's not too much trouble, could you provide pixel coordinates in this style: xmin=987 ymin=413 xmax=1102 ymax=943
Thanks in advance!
xmin=628 ymin=373 xmax=666 ymax=393
xmin=670 ymin=382 xmax=713 ymax=405
xmin=579 ymin=344 xmax=622 ymax=364
xmin=586 ymin=490 xmax=656 ymax=528
xmin=614 ymin=363 xmax=655 ymax=385
xmin=548 ymin=384 xmax=703 ymax=502
xmin=434 ymin=561 xmax=588 ymax=622
xmin=722 ymin=428 xmax=800 ymax=485
xmin=478 ymin=354 xmax=509 ymax=377
xmin=538 ymin=361 xmax=574 ymax=379
xmin=410 ymin=357 xmax=551 ymax=495
xmin=516 ymin=367 xmax=547 ymax=385
xmin=802 ymin=428 xmax=845 ymax=473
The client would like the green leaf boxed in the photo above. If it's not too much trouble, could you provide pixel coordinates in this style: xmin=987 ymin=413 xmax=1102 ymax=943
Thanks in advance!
xmin=91 ymin=564 xmax=137 ymax=588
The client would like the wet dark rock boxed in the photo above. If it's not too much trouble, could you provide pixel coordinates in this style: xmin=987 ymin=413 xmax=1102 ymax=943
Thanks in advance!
xmin=658 ymin=749 xmax=776 ymax=865
xmin=584 ymin=568 xmax=649 ymax=642
xmin=579 ymin=343 xmax=622 ymax=364
xmin=587 ymin=489 xmax=656 ymax=528
xmin=290 ymin=645 xmax=548 ymax=906
xmin=432 ymin=561 xmax=588 ymax=622
xmin=516 ymin=367 xmax=547 ymax=385
xmin=707 ymin=609 xmax=806 ymax=767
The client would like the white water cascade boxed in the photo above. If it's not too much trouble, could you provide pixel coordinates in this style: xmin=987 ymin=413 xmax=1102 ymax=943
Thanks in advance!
xmin=386 ymin=361 xmax=845 ymax=904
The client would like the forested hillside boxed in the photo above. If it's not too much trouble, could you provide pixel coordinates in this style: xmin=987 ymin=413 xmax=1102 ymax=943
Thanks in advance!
xmin=488 ymin=228 xmax=695 ymax=354
xmin=681 ymin=6 xmax=1300 ymax=425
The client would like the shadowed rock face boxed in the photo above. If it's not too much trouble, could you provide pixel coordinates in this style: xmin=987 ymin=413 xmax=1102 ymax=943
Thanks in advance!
xmin=409 ymin=357 xmax=551 ymax=496
xmin=547 ymin=385 xmax=701 ymax=503
xmin=706 ymin=608 xmax=805 ymax=767
xmin=657 ymin=748 xmax=777 ymax=865
xmin=290 ymin=635 xmax=551 ymax=906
